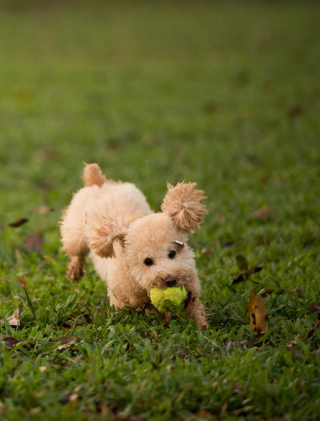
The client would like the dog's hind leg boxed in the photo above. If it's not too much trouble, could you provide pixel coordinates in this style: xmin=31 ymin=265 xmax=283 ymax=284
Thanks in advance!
xmin=60 ymin=203 xmax=89 ymax=281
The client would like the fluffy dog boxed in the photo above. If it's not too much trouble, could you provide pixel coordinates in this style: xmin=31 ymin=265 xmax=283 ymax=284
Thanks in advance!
xmin=60 ymin=163 xmax=208 ymax=328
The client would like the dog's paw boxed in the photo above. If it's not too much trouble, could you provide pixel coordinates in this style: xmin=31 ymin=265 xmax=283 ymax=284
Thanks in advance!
xmin=67 ymin=260 xmax=85 ymax=282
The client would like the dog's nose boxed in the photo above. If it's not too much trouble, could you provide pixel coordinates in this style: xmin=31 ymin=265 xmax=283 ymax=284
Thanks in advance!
xmin=165 ymin=276 xmax=177 ymax=287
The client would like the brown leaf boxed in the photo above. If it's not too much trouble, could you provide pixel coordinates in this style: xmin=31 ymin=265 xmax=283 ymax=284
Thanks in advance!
xmin=247 ymin=289 xmax=268 ymax=337
xmin=8 ymin=218 xmax=28 ymax=228
xmin=201 ymin=247 xmax=212 ymax=255
xmin=1 ymin=337 xmax=20 ymax=349
xmin=18 ymin=276 xmax=27 ymax=287
xmin=198 ymin=409 xmax=213 ymax=418
xmin=60 ymin=393 xmax=74 ymax=404
xmin=307 ymin=321 xmax=320 ymax=339
xmin=36 ymin=206 xmax=54 ymax=215
xmin=0 ymin=307 xmax=22 ymax=327
xmin=261 ymin=289 xmax=275 ymax=298
xmin=236 ymin=255 xmax=248 ymax=271
xmin=23 ymin=234 xmax=43 ymax=253
xmin=309 ymin=304 xmax=320 ymax=312
xmin=36 ymin=181 xmax=53 ymax=192
xmin=286 ymin=338 xmax=298 ymax=349
xmin=55 ymin=336 xmax=80 ymax=350
xmin=251 ymin=205 xmax=272 ymax=220
xmin=232 ymin=267 xmax=263 ymax=285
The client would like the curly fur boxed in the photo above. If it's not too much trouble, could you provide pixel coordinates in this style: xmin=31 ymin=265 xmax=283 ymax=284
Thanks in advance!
xmin=60 ymin=164 xmax=208 ymax=328
xmin=161 ymin=182 xmax=207 ymax=233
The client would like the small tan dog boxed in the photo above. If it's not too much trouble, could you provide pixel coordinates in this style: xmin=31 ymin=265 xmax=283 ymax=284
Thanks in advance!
xmin=60 ymin=163 xmax=208 ymax=328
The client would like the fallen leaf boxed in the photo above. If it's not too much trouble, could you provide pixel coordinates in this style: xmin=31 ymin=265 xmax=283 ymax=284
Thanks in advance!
xmin=8 ymin=218 xmax=28 ymax=228
xmin=60 ymin=393 xmax=74 ymax=404
xmin=247 ymin=289 xmax=268 ymax=337
xmin=198 ymin=409 xmax=213 ymax=418
xmin=286 ymin=338 xmax=298 ymax=348
xmin=23 ymin=234 xmax=43 ymax=252
xmin=17 ymin=276 xmax=26 ymax=287
xmin=261 ymin=289 xmax=275 ymax=298
xmin=1 ymin=337 xmax=20 ymax=349
xmin=0 ymin=307 xmax=22 ymax=327
xmin=201 ymin=247 xmax=212 ymax=255
xmin=36 ymin=181 xmax=53 ymax=192
xmin=69 ymin=393 xmax=78 ymax=402
xmin=236 ymin=255 xmax=248 ymax=271
xmin=307 ymin=320 xmax=320 ymax=339
xmin=163 ymin=312 xmax=171 ymax=325
xmin=36 ymin=206 xmax=54 ymax=215
xmin=55 ymin=336 xmax=80 ymax=350
xmin=309 ymin=304 xmax=320 ymax=312
xmin=232 ymin=267 xmax=263 ymax=285
xmin=251 ymin=205 xmax=272 ymax=220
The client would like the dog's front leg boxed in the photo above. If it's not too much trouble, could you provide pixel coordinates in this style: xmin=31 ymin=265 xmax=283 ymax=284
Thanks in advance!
xmin=67 ymin=256 xmax=85 ymax=281
xmin=184 ymin=294 xmax=208 ymax=330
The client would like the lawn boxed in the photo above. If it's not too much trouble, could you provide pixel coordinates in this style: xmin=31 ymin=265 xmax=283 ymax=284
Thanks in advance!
xmin=0 ymin=0 xmax=320 ymax=420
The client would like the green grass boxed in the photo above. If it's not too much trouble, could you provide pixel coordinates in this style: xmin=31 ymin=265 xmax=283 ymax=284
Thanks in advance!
xmin=1 ymin=0 xmax=320 ymax=419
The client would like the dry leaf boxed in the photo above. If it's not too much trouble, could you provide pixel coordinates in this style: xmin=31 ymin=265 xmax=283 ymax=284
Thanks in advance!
xmin=201 ymin=248 xmax=212 ymax=255
xmin=1 ymin=337 xmax=20 ymax=349
xmin=307 ymin=321 xmax=320 ymax=339
xmin=18 ymin=276 xmax=27 ymax=287
xmin=55 ymin=336 xmax=80 ymax=350
xmin=36 ymin=181 xmax=53 ymax=192
xmin=232 ymin=267 xmax=263 ymax=285
xmin=247 ymin=289 xmax=268 ymax=337
xmin=163 ymin=312 xmax=171 ymax=324
xmin=251 ymin=205 xmax=272 ymax=220
xmin=309 ymin=304 xmax=320 ymax=312
xmin=286 ymin=338 xmax=298 ymax=349
xmin=198 ymin=409 xmax=213 ymax=418
xmin=36 ymin=206 xmax=54 ymax=215
xmin=0 ymin=307 xmax=22 ymax=327
xmin=8 ymin=218 xmax=28 ymax=228
xmin=23 ymin=234 xmax=43 ymax=253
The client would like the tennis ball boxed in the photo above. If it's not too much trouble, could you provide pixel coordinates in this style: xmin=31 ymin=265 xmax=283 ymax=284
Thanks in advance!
xmin=150 ymin=286 xmax=187 ymax=312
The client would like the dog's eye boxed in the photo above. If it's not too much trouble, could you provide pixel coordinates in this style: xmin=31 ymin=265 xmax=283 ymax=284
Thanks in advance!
xmin=168 ymin=251 xmax=176 ymax=259
xmin=144 ymin=258 xmax=153 ymax=266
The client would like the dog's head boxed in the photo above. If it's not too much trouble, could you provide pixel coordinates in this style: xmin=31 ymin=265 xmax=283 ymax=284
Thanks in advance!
xmin=91 ymin=182 xmax=206 ymax=292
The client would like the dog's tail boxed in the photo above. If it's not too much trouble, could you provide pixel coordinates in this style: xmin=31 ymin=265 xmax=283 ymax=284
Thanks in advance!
xmin=83 ymin=163 xmax=107 ymax=187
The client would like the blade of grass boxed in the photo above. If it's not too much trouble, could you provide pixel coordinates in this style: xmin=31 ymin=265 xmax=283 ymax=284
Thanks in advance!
xmin=23 ymin=287 xmax=37 ymax=320
xmin=1 ymin=277 xmax=24 ymax=289
xmin=1 ymin=278 xmax=37 ymax=320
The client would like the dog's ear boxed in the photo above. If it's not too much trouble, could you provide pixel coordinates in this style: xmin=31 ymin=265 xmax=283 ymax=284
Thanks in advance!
xmin=161 ymin=182 xmax=207 ymax=233
xmin=91 ymin=216 xmax=129 ymax=258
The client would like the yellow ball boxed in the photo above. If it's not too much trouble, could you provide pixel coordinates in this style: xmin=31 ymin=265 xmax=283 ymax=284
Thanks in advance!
xmin=150 ymin=286 xmax=187 ymax=312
